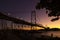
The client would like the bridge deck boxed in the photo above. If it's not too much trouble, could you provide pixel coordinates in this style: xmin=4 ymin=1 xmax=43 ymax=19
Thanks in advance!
xmin=0 ymin=12 xmax=45 ymax=28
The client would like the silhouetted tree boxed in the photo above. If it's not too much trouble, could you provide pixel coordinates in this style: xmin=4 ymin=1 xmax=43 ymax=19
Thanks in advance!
xmin=36 ymin=0 xmax=60 ymax=21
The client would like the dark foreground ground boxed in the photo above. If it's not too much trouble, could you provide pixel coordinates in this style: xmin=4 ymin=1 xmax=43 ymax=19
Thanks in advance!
xmin=0 ymin=29 xmax=60 ymax=40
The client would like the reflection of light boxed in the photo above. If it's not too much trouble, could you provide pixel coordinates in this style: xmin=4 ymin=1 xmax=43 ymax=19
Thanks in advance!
xmin=18 ymin=26 xmax=44 ymax=30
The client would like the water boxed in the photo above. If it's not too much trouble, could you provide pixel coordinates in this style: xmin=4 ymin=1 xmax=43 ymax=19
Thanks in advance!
xmin=33 ymin=31 xmax=60 ymax=38
xmin=41 ymin=31 xmax=60 ymax=37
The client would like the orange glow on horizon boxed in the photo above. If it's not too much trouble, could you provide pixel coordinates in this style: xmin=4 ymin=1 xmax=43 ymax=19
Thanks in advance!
xmin=18 ymin=27 xmax=44 ymax=30
xmin=42 ymin=20 xmax=60 ymax=28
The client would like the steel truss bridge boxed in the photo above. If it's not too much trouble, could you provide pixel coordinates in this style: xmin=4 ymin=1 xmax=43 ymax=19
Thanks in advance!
xmin=0 ymin=12 xmax=46 ymax=30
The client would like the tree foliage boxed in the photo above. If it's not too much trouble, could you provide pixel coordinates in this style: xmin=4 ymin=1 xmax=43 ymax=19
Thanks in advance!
xmin=36 ymin=0 xmax=60 ymax=21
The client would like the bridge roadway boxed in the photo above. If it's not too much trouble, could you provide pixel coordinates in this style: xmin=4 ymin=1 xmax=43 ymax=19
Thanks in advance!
xmin=0 ymin=12 xmax=46 ymax=29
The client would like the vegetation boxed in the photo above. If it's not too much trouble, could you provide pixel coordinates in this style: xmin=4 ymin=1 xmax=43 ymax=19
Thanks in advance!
xmin=36 ymin=0 xmax=60 ymax=22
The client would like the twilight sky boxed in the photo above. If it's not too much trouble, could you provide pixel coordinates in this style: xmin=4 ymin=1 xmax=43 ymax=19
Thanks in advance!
xmin=0 ymin=0 xmax=60 ymax=28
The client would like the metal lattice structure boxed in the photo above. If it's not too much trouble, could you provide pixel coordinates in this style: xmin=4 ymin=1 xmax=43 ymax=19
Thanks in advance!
xmin=0 ymin=12 xmax=46 ymax=30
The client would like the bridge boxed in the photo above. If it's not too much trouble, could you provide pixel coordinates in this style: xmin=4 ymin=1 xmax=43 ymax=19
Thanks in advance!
xmin=0 ymin=12 xmax=46 ymax=30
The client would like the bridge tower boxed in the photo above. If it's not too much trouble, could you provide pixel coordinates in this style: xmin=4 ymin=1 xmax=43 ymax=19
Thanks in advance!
xmin=31 ymin=10 xmax=36 ymax=30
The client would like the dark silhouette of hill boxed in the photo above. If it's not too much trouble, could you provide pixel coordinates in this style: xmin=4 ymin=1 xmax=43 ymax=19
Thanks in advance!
xmin=50 ymin=28 xmax=60 ymax=31
xmin=38 ymin=28 xmax=60 ymax=31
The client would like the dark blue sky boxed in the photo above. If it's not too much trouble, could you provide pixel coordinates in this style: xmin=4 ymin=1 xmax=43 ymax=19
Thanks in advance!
xmin=0 ymin=0 xmax=38 ymax=22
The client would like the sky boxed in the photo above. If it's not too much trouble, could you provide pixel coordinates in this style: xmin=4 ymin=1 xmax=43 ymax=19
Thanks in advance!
xmin=0 ymin=0 xmax=60 ymax=29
